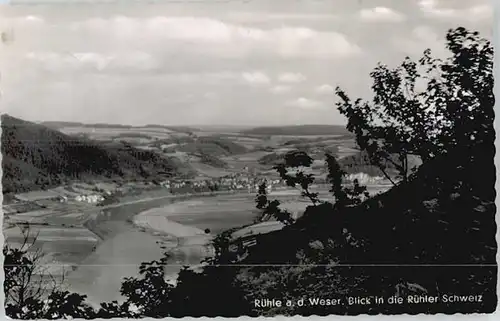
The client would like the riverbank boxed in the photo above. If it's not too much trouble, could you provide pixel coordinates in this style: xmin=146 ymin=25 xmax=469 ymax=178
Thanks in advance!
xmin=134 ymin=206 xmax=209 ymax=238
xmin=133 ymin=205 xmax=215 ymax=276
xmin=64 ymin=221 xmax=168 ymax=306
xmin=65 ymin=191 xmax=236 ymax=306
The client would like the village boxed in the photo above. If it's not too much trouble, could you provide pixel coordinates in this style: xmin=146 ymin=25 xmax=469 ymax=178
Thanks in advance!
xmin=3 ymin=169 xmax=388 ymax=223
xmin=2 ymin=172 xmax=287 ymax=225
xmin=3 ymin=170 xmax=387 ymax=215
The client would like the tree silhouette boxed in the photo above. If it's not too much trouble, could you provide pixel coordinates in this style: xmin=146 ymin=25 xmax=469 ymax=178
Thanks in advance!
xmin=274 ymin=150 xmax=319 ymax=205
xmin=254 ymin=180 xmax=271 ymax=222
xmin=4 ymin=227 xmax=94 ymax=319
xmin=255 ymin=179 xmax=301 ymax=225
xmin=249 ymin=150 xmax=321 ymax=225
xmin=325 ymin=153 xmax=369 ymax=210
xmin=114 ymin=255 xmax=173 ymax=317
xmin=335 ymin=27 xmax=493 ymax=184
xmin=255 ymin=180 xmax=268 ymax=210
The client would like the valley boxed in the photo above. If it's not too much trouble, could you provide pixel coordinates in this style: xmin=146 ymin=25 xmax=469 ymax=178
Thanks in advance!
xmin=2 ymin=116 xmax=394 ymax=305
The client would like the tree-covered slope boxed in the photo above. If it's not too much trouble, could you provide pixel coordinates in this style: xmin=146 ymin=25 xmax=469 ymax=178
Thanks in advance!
xmin=1 ymin=114 xmax=181 ymax=193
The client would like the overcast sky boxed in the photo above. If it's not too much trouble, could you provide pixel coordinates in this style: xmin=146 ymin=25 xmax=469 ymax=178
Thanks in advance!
xmin=0 ymin=0 xmax=493 ymax=126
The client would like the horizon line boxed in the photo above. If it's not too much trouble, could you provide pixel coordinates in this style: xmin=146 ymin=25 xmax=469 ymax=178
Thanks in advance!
xmin=1 ymin=114 xmax=347 ymax=129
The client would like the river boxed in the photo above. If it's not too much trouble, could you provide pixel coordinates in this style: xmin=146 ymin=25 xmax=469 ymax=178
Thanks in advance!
xmin=64 ymin=185 xmax=391 ymax=306
xmin=65 ymin=191 xmax=258 ymax=306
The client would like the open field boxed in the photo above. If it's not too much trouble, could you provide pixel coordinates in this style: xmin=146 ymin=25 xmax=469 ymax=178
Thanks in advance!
xmin=336 ymin=146 xmax=359 ymax=159
xmin=152 ymin=186 xmax=393 ymax=235
xmin=158 ymin=196 xmax=260 ymax=235
xmin=226 ymin=151 xmax=272 ymax=162
xmin=59 ymin=126 xmax=172 ymax=140
xmin=4 ymin=225 xmax=99 ymax=277
xmin=188 ymin=162 xmax=235 ymax=177
xmin=221 ymin=136 xmax=266 ymax=149
xmin=135 ymin=207 xmax=208 ymax=237
xmin=46 ymin=123 xmax=360 ymax=180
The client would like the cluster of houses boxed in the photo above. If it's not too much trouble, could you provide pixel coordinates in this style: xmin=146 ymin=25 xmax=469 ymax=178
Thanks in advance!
xmin=74 ymin=194 xmax=105 ymax=204
xmin=344 ymin=172 xmax=385 ymax=184
xmin=7 ymin=175 xmax=289 ymax=214
xmin=10 ymin=184 xmax=114 ymax=208
xmin=8 ymin=171 xmax=386 ymax=214
xmin=159 ymin=175 xmax=285 ymax=194
xmin=156 ymin=172 xmax=386 ymax=197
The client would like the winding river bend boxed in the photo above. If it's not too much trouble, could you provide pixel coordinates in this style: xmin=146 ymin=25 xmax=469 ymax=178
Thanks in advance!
xmin=65 ymin=192 xmax=260 ymax=306
xmin=65 ymin=185 xmax=391 ymax=306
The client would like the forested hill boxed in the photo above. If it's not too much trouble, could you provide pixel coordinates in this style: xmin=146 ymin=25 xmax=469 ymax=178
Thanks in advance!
xmin=1 ymin=114 xmax=182 ymax=194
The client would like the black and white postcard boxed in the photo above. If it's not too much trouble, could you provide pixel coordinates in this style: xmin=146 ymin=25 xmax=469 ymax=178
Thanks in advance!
xmin=1 ymin=0 xmax=497 ymax=318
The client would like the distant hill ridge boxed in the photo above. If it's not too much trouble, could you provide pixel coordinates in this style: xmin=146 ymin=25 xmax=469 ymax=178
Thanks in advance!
xmin=143 ymin=124 xmax=199 ymax=133
xmin=241 ymin=125 xmax=351 ymax=136
xmin=41 ymin=121 xmax=132 ymax=129
xmin=1 ymin=114 xmax=186 ymax=194
xmin=41 ymin=121 xmax=201 ymax=133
